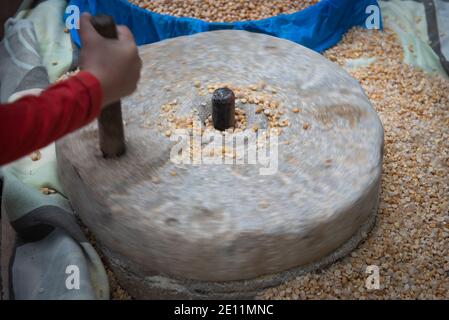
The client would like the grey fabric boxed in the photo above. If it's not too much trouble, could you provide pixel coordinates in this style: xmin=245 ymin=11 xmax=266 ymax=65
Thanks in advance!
xmin=423 ymin=0 xmax=449 ymax=75
xmin=0 ymin=170 xmax=3 ymax=299
xmin=1 ymin=170 xmax=71 ymax=223
xmin=435 ymin=0 xmax=449 ymax=62
xmin=0 ymin=18 xmax=49 ymax=102
xmin=13 ymin=228 xmax=98 ymax=300
xmin=1 ymin=170 xmax=110 ymax=300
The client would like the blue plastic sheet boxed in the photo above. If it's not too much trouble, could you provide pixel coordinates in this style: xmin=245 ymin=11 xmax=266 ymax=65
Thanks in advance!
xmin=65 ymin=0 xmax=382 ymax=53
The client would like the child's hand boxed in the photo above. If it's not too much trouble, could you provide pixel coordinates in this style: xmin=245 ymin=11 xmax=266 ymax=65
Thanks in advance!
xmin=79 ymin=13 xmax=142 ymax=107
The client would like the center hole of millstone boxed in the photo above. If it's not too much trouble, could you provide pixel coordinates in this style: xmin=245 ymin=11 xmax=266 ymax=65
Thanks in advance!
xmin=199 ymin=88 xmax=269 ymax=133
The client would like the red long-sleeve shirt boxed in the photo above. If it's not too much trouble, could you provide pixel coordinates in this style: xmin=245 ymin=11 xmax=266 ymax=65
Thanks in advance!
xmin=0 ymin=71 xmax=103 ymax=165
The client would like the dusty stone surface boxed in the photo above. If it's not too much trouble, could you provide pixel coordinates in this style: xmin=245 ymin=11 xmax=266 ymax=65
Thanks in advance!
xmin=57 ymin=31 xmax=383 ymax=296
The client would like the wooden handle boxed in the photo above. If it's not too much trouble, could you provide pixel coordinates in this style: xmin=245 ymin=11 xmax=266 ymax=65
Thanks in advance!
xmin=91 ymin=15 xmax=126 ymax=158
xmin=90 ymin=15 xmax=118 ymax=39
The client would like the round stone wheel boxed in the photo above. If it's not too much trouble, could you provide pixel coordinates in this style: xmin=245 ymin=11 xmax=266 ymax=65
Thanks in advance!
xmin=57 ymin=30 xmax=383 ymax=299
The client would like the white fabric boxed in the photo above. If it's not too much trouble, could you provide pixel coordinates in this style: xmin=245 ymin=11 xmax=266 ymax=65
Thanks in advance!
xmin=8 ymin=88 xmax=43 ymax=102
xmin=16 ymin=0 xmax=73 ymax=83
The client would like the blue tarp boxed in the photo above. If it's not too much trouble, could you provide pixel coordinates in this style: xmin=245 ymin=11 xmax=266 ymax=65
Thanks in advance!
xmin=66 ymin=0 xmax=382 ymax=53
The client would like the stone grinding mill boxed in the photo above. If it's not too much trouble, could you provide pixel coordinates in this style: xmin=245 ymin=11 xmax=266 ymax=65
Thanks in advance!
xmin=56 ymin=20 xmax=384 ymax=299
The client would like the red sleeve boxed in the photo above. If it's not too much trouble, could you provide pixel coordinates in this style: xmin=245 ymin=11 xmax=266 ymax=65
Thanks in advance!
xmin=0 ymin=71 xmax=103 ymax=166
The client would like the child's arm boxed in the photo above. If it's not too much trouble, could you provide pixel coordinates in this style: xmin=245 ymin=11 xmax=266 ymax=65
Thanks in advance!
xmin=0 ymin=71 xmax=102 ymax=165
xmin=0 ymin=13 xmax=142 ymax=166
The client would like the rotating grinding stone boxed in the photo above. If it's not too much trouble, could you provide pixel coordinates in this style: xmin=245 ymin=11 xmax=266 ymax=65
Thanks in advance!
xmin=56 ymin=30 xmax=383 ymax=299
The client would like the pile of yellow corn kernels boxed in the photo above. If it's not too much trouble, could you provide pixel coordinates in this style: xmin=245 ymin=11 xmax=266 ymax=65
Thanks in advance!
xmin=128 ymin=0 xmax=320 ymax=22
